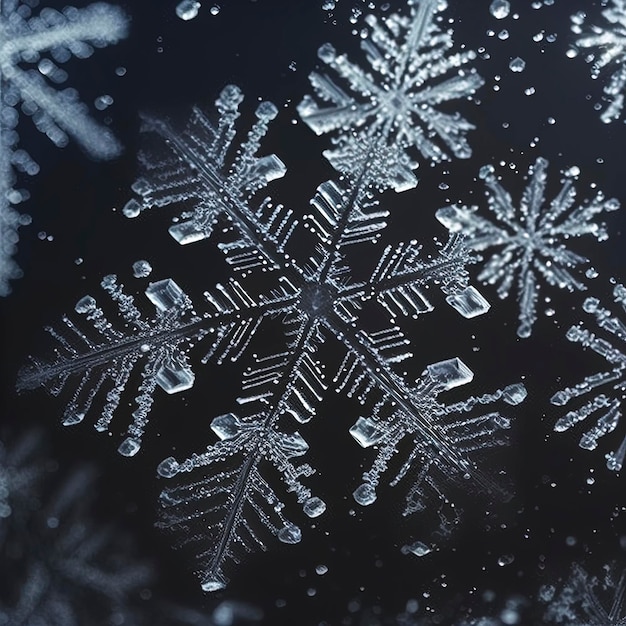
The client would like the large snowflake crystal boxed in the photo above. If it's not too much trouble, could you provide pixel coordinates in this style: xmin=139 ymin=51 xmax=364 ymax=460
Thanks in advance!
xmin=21 ymin=85 xmax=526 ymax=591
xmin=570 ymin=1 xmax=626 ymax=124
xmin=0 ymin=1 xmax=129 ymax=295
xmin=542 ymin=562 xmax=626 ymax=624
xmin=437 ymin=157 xmax=619 ymax=338
xmin=0 ymin=435 xmax=153 ymax=625
xmin=298 ymin=0 xmax=484 ymax=177
xmin=551 ymin=284 xmax=626 ymax=472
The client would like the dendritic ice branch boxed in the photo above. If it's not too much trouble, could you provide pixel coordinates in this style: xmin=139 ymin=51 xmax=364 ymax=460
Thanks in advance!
xmin=17 ymin=274 xmax=200 ymax=457
xmin=298 ymin=0 xmax=484 ymax=178
xmin=437 ymin=157 xmax=619 ymax=338
xmin=541 ymin=561 xmax=626 ymax=625
xmin=123 ymin=84 xmax=288 ymax=248
xmin=570 ymin=1 xmax=626 ymax=124
xmin=0 ymin=434 xmax=153 ymax=625
xmin=0 ymin=1 xmax=129 ymax=295
xmin=551 ymin=284 xmax=626 ymax=472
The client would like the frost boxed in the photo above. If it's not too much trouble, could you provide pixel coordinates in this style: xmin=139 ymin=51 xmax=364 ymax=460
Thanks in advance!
xmin=298 ymin=0 xmax=484 ymax=179
xmin=551 ymin=284 xmax=626 ymax=472
xmin=0 ymin=1 xmax=129 ymax=295
xmin=437 ymin=158 xmax=619 ymax=338
xmin=543 ymin=562 xmax=626 ymax=624
xmin=0 ymin=434 xmax=153 ymax=625
xmin=570 ymin=0 xmax=626 ymax=123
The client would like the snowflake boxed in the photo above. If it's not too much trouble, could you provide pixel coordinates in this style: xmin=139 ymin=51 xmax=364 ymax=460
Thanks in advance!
xmin=0 ymin=433 xmax=153 ymax=625
xmin=0 ymin=1 xmax=128 ymax=296
xmin=436 ymin=157 xmax=619 ymax=338
xmin=298 ymin=0 xmax=484 ymax=177
xmin=542 ymin=562 xmax=626 ymax=625
xmin=20 ymin=86 xmax=526 ymax=591
xmin=551 ymin=284 xmax=626 ymax=472
xmin=570 ymin=1 xmax=626 ymax=124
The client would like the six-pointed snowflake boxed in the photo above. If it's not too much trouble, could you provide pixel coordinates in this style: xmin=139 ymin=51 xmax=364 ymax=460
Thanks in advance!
xmin=0 ymin=1 xmax=128 ymax=295
xmin=437 ymin=158 xmax=619 ymax=338
xmin=570 ymin=1 xmax=626 ymax=124
xmin=298 ymin=0 xmax=484 ymax=177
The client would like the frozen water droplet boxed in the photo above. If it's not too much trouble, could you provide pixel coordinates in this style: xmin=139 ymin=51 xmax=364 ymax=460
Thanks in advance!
xmin=490 ymin=0 xmax=510 ymax=19
xmin=585 ymin=267 xmax=599 ymax=279
xmin=353 ymin=483 xmax=376 ymax=506
xmin=509 ymin=57 xmax=525 ymax=73
xmin=446 ymin=286 xmax=491 ymax=318
xmin=176 ymin=0 xmax=201 ymax=20
xmin=122 ymin=198 xmax=141 ymax=218
xmin=94 ymin=94 xmax=113 ymax=110
xmin=322 ymin=0 xmax=336 ymax=9
xmin=202 ymin=576 xmax=226 ymax=592
xmin=156 ymin=359 xmax=195 ymax=393
xmin=209 ymin=4 xmax=220 ymax=15
xmin=157 ymin=457 xmax=180 ymax=478
xmin=498 ymin=554 xmax=515 ymax=566
xmin=278 ymin=524 xmax=302 ymax=544
xmin=146 ymin=279 xmax=187 ymax=312
xmin=132 ymin=259 xmax=152 ymax=278
xmin=303 ymin=496 xmax=326 ymax=518
xmin=316 ymin=564 xmax=328 ymax=575
xmin=75 ymin=295 xmax=96 ymax=314
xmin=502 ymin=383 xmax=527 ymax=406
xmin=118 ymin=436 xmax=140 ymax=457
xmin=405 ymin=541 xmax=432 ymax=557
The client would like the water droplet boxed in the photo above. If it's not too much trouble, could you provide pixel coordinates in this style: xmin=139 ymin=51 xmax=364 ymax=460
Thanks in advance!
xmin=490 ymin=0 xmax=510 ymax=19
xmin=509 ymin=57 xmax=525 ymax=73
xmin=176 ymin=0 xmax=201 ymax=20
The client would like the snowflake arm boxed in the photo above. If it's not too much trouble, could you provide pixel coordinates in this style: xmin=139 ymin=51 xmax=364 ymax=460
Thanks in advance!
xmin=125 ymin=85 xmax=289 ymax=254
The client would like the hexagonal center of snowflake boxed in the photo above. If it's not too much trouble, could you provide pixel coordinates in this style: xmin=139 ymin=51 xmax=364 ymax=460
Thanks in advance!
xmin=381 ymin=88 xmax=411 ymax=120
xmin=299 ymin=282 xmax=338 ymax=318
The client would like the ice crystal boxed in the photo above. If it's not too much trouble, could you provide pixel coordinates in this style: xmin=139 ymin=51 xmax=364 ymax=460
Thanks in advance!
xmin=570 ymin=1 xmax=626 ymax=124
xmin=543 ymin=562 xmax=626 ymax=624
xmin=551 ymin=284 xmax=626 ymax=472
xmin=437 ymin=158 xmax=619 ymax=338
xmin=298 ymin=0 xmax=484 ymax=178
xmin=0 ymin=1 xmax=129 ymax=295
xmin=0 ymin=436 xmax=152 ymax=625
xmin=21 ymin=86 xmax=526 ymax=591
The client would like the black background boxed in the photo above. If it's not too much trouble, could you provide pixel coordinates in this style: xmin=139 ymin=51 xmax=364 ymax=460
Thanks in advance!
xmin=3 ymin=0 xmax=626 ymax=624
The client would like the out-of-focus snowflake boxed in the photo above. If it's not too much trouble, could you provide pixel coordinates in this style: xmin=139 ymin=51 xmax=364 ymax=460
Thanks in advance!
xmin=0 ymin=1 xmax=128 ymax=295
xmin=541 ymin=561 xmax=626 ymax=624
xmin=298 ymin=0 xmax=483 ymax=178
xmin=570 ymin=1 xmax=626 ymax=124
xmin=0 ymin=431 xmax=153 ymax=625
xmin=551 ymin=283 xmax=626 ymax=472
xmin=437 ymin=157 xmax=619 ymax=338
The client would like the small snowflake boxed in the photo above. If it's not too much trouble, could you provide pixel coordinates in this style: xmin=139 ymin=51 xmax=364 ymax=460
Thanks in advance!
xmin=298 ymin=0 xmax=484 ymax=176
xmin=437 ymin=157 xmax=619 ymax=338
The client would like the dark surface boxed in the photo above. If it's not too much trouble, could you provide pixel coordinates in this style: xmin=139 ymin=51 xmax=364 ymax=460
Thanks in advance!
xmin=2 ymin=1 xmax=626 ymax=624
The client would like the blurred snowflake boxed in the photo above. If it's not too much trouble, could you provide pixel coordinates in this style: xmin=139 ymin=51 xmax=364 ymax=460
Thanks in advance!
xmin=437 ymin=158 xmax=619 ymax=338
